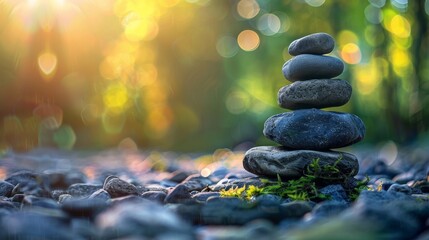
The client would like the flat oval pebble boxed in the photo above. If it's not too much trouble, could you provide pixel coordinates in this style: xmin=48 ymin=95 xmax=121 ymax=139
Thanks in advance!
xmin=282 ymin=54 xmax=344 ymax=82
xmin=243 ymin=146 xmax=359 ymax=179
xmin=278 ymin=79 xmax=352 ymax=110
xmin=263 ymin=109 xmax=365 ymax=150
xmin=288 ymin=33 xmax=335 ymax=56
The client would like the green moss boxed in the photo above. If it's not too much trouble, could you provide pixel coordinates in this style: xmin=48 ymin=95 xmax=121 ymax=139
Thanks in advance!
xmin=220 ymin=157 xmax=369 ymax=202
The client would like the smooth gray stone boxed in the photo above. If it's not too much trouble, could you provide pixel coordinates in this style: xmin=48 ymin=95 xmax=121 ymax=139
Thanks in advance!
xmin=243 ymin=146 xmax=359 ymax=179
xmin=282 ymin=54 xmax=344 ymax=82
xmin=103 ymin=178 xmax=138 ymax=198
xmin=263 ymin=109 xmax=365 ymax=150
xmin=278 ymin=79 xmax=352 ymax=110
xmin=288 ymin=32 xmax=335 ymax=56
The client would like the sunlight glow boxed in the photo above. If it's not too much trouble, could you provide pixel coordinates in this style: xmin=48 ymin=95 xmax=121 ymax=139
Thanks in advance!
xmin=37 ymin=51 xmax=58 ymax=77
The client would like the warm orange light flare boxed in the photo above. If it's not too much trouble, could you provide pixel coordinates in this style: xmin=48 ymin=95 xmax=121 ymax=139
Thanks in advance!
xmin=38 ymin=51 xmax=58 ymax=77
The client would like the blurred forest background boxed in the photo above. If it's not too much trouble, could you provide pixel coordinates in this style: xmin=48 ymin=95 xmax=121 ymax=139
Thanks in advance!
xmin=0 ymin=0 xmax=428 ymax=152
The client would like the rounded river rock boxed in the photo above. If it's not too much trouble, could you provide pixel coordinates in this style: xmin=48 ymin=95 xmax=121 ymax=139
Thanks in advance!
xmin=243 ymin=146 xmax=359 ymax=179
xmin=263 ymin=109 xmax=365 ymax=150
xmin=282 ymin=54 xmax=344 ymax=82
xmin=288 ymin=32 xmax=335 ymax=56
xmin=278 ymin=79 xmax=352 ymax=110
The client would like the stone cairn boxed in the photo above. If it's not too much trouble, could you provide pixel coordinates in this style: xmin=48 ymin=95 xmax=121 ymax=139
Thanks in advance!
xmin=243 ymin=33 xmax=366 ymax=182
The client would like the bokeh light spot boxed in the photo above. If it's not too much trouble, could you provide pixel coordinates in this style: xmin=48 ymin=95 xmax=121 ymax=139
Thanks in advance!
xmin=305 ymin=0 xmax=326 ymax=7
xmin=103 ymin=83 xmax=129 ymax=114
xmin=53 ymin=125 xmax=76 ymax=150
xmin=216 ymin=36 xmax=239 ymax=58
xmin=201 ymin=167 xmax=211 ymax=177
xmin=257 ymin=13 xmax=281 ymax=36
xmin=237 ymin=30 xmax=260 ymax=51
xmin=102 ymin=111 xmax=126 ymax=134
xmin=226 ymin=90 xmax=250 ymax=114
xmin=38 ymin=51 xmax=57 ymax=77
xmin=118 ymin=137 xmax=138 ymax=151
xmin=391 ymin=48 xmax=409 ymax=68
xmin=81 ymin=104 xmax=102 ymax=125
xmin=338 ymin=30 xmax=358 ymax=46
xmin=33 ymin=104 xmax=63 ymax=130
xmin=369 ymin=0 xmax=386 ymax=8
xmin=237 ymin=0 xmax=260 ymax=19
xmin=365 ymin=4 xmax=383 ymax=24
xmin=123 ymin=12 xmax=159 ymax=42
xmin=355 ymin=58 xmax=385 ymax=95
xmin=389 ymin=15 xmax=410 ymax=38
xmin=147 ymin=107 xmax=173 ymax=138
xmin=341 ymin=43 xmax=362 ymax=64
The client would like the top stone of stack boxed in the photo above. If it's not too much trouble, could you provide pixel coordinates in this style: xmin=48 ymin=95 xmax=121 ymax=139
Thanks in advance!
xmin=282 ymin=32 xmax=344 ymax=82
xmin=288 ymin=32 xmax=335 ymax=56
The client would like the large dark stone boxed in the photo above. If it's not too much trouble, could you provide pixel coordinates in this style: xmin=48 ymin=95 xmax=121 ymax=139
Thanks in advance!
xmin=288 ymin=32 xmax=335 ymax=56
xmin=243 ymin=146 xmax=359 ymax=179
xmin=282 ymin=54 xmax=344 ymax=82
xmin=278 ymin=79 xmax=352 ymax=110
xmin=263 ymin=109 xmax=365 ymax=150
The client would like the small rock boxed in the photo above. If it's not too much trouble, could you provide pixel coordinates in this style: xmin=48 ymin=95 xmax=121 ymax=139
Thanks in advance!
xmin=61 ymin=198 xmax=109 ymax=218
xmin=304 ymin=201 xmax=348 ymax=223
xmin=168 ymin=170 xmax=192 ymax=183
xmin=58 ymin=194 xmax=73 ymax=203
xmin=51 ymin=189 xmax=67 ymax=201
xmin=288 ymin=32 xmax=335 ymax=56
xmin=243 ymin=146 xmax=359 ymax=179
xmin=5 ymin=170 xmax=47 ymax=196
xmin=181 ymin=174 xmax=213 ymax=191
xmin=88 ymin=189 xmax=111 ymax=201
xmin=96 ymin=200 xmax=193 ymax=239
xmin=280 ymin=201 xmax=313 ymax=218
xmin=191 ymin=192 xmax=220 ymax=202
xmin=0 ymin=181 xmax=14 ymax=197
xmin=263 ymin=109 xmax=365 ymax=150
xmin=319 ymin=184 xmax=349 ymax=203
xmin=356 ymin=190 xmax=413 ymax=205
xmin=164 ymin=184 xmax=193 ymax=204
xmin=282 ymin=54 xmax=344 ymax=82
xmin=43 ymin=169 xmax=86 ymax=190
xmin=253 ymin=194 xmax=283 ymax=206
xmin=360 ymin=158 xmax=401 ymax=179
xmin=22 ymin=196 xmax=60 ymax=209
xmin=68 ymin=183 xmax=102 ymax=198
xmin=278 ymin=79 xmax=352 ymax=110
xmin=201 ymin=197 xmax=285 ymax=225
xmin=5 ymin=170 xmax=41 ymax=186
xmin=141 ymin=191 xmax=167 ymax=203
xmin=387 ymin=184 xmax=413 ymax=195
xmin=103 ymin=178 xmax=138 ymax=198
xmin=0 ymin=212 xmax=80 ymax=239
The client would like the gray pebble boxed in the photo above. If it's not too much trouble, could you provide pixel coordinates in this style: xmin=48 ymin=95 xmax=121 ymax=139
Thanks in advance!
xmin=282 ymin=54 xmax=344 ymax=82
xmin=289 ymin=32 xmax=335 ymax=56
xmin=278 ymin=79 xmax=352 ymax=110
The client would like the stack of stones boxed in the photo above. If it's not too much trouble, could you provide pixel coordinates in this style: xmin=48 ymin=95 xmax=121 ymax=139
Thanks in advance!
xmin=243 ymin=33 xmax=366 ymax=181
